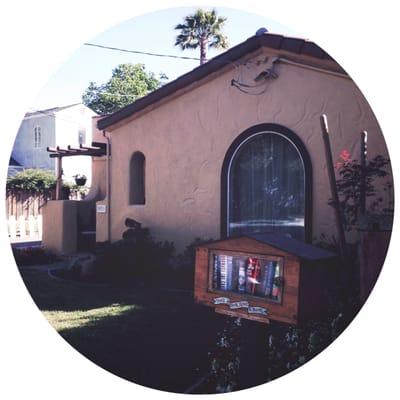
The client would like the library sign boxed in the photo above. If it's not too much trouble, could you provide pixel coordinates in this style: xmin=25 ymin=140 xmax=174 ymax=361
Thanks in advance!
xmin=194 ymin=234 xmax=337 ymax=325
xmin=213 ymin=296 xmax=269 ymax=316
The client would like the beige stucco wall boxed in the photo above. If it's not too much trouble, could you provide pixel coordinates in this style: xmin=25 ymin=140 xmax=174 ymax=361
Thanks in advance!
xmin=85 ymin=116 xmax=107 ymax=202
xmin=100 ymin=49 xmax=390 ymax=251
xmin=42 ymin=200 xmax=78 ymax=254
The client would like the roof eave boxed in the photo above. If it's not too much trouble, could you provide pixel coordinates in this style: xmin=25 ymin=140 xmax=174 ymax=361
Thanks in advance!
xmin=97 ymin=33 xmax=331 ymax=131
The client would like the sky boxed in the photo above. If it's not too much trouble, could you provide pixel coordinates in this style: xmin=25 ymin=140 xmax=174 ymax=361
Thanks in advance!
xmin=32 ymin=6 xmax=298 ymax=111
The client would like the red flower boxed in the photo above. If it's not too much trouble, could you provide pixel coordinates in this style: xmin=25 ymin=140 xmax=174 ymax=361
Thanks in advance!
xmin=335 ymin=149 xmax=352 ymax=169
xmin=339 ymin=149 xmax=351 ymax=162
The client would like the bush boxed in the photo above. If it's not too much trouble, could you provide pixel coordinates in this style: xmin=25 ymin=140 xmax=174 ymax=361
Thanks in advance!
xmin=92 ymin=219 xmax=175 ymax=284
xmin=13 ymin=246 xmax=58 ymax=266
xmin=7 ymin=168 xmax=71 ymax=197
xmin=175 ymin=237 xmax=215 ymax=268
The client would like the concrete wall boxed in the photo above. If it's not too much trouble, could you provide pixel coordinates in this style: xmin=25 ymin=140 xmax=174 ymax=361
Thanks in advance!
xmin=100 ymin=49 xmax=391 ymax=251
xmin=42 ymin=200 xmax=78 ymax=254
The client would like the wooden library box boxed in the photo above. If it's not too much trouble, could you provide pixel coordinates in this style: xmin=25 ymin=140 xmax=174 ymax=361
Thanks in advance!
xmin=194 ymin=233 xmax=336 ymax=325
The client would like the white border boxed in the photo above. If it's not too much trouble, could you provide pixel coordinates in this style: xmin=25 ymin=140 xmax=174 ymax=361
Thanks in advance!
xmin=1 ymin=1 xmax=399 ymax=400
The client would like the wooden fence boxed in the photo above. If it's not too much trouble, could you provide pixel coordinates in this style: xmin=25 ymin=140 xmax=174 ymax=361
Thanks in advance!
xmin=6 ymin=189 xmax=84 ymax=219
xmin=6 ymin=189 xmax=84 ymax=241
xmin=6 ymin=191 xmax=48 ymax=219
xmin=8 ymin=215 xmax=43 ymax=241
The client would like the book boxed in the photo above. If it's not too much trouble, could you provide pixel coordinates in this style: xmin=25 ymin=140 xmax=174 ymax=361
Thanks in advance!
xmin=264 ymin=260 xmax=277 ymax=297
xmin=271 ymin=265 xmax=281 ymax=300
xmin=214 ymin=254 xmax=233 ymax=291
xmin=219 ymin=255 xmax=228 ymax=290
xmin=213 ymin=254 xmax=220 ymax=289
xmin=237 ymin=259 xmax=247 ymax=293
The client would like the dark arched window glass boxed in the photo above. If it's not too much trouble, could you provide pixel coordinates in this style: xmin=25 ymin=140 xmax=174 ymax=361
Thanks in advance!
xmin=130 ymin=152 xmax=145 ymax=205
xmin=227 ymin=129 xmax=308 ymax=240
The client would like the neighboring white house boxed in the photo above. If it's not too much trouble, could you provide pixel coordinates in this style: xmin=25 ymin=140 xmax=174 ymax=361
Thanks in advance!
xmin=10 ymin=103 xmax=97 ymax=185
xmin=7 ymin=156 xmax=24 ymax=177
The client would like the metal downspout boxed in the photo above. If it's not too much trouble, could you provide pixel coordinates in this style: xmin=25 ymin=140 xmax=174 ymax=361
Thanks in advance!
xmin=103 ymin=130 xmax=111 ymax=242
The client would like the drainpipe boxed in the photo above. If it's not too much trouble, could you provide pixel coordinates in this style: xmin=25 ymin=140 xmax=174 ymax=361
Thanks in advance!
xmin=103 ymin=130 xmax=111 ymax=242
xmin=55 ymin=155 xmax=62 ymax=200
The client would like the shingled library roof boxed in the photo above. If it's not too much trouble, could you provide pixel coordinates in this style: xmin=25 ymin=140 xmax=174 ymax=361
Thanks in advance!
xmin=245 ymin=233 xmax=337 ymax=261
xmin=97 ymin=32 xmax=342 ymax=130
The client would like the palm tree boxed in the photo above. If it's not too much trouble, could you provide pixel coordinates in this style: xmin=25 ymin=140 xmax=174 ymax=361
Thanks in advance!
xmin=174 ymin=9 xmax=229 ymax=65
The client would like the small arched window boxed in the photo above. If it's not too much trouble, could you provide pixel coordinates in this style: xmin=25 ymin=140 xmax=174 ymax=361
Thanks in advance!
xmin=129 ymin=152 xmax=145 ymax=205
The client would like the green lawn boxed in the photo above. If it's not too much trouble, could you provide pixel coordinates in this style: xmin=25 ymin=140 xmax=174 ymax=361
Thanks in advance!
xmin=19 ymin=263 xmax=226 ymax=393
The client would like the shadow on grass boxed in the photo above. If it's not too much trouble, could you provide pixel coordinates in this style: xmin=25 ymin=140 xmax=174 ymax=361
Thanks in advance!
xmin=19 ymin=265 xmax=225 ymax=393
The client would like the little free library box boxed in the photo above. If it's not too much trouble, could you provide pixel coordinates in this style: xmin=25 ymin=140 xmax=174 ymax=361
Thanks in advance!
xmin=194 ymin=234 xmax=336 ymax=325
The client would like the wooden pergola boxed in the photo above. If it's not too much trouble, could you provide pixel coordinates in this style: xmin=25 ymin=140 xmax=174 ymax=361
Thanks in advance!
xmin=47 ymin=142 xmax=108 ymax=200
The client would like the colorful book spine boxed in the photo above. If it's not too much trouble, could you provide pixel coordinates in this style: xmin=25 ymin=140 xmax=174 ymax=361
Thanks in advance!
xmin=271 ymin=265 xmax=281 ymax=300
xmin=238 ymin=261 xmax=246 ymax=293
xmin=226 ymin=256 xmax=233 ymax=291
xmin=213 ymin=254 xmax=220 ymax=289
xmin=264 ymin=260 xmax=277 ymax=297
xmin=220 ymin=255 xmax=228 ymax=290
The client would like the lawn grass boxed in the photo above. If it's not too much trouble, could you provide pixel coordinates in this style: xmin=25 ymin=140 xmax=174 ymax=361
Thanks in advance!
xmin=19 ymin=263 xmax=226 ymax=393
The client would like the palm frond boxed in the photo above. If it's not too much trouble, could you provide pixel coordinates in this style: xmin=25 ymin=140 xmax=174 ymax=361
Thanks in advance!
xmin=174 ymin=8 xmax=229 ymax=61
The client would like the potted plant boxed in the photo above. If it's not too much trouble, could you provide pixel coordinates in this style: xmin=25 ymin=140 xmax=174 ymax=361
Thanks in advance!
xmin=73 ymin=174 xmax=87 ymax=186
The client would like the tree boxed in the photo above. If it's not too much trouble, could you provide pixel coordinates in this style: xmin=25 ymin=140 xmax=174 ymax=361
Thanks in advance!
xmin=6 ymin=168 xmax=71 ymax=196
xmin=174 ymin=8 xmax=229 ymax=65
xmin=332 ymin=151 xmax=391 ymax=230
xmin=82 ymin=63 xmax=167 ymax=115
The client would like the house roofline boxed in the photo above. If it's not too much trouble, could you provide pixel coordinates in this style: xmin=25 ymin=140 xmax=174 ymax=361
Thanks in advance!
xmin=24 ymin=103 xmax=84 ymax=119
xmin=97 ymin=32 xmax=344 ymax=131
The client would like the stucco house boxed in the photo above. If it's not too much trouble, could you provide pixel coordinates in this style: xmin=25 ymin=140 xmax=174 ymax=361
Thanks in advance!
xmin=42 ymin=31 xmax=392 ymax=255
xmin=11 ymin=103 xmax=97 ymax=184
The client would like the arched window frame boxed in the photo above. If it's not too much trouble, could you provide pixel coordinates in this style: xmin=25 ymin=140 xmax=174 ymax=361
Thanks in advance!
xmin=221 ymin=123 xmax=312 ymax=242
xmin=129 ymin=151 xmax=146 ymax=205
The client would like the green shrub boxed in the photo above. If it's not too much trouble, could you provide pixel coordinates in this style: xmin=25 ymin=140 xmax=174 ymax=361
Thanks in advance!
xmin=93 ymin=219 xmax=175 ymax=284
xmin=7 ymin=168 xmax=71 ymax=196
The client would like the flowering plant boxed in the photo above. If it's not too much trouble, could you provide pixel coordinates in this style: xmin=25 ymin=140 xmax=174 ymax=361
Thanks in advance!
xmin=332 ymin=151 xmax=391 ymax=230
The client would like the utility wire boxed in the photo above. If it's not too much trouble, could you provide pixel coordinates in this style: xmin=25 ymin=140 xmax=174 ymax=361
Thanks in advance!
xmin=84 ymin=42 xmax=203 ymax=61
xmin=83 ymin=42 xmax=246 ymax=73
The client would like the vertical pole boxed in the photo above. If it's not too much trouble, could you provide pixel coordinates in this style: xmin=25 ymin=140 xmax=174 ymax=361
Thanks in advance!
xmin=103 ymin=131 xmax=111 ymax=242
xmin=56 ymin=156 xmax=62 ymax=200
xmin=320 ymin=114 xmax=347 ymax=259
xmin=360 ymin=131 xmax=368 ymax=216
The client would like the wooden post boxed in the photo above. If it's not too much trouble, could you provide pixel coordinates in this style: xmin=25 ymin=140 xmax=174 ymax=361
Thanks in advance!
xmin=320 ymin=114 xmax=347 ymax=259
xmin=56 ymin=156 xmax=63 ymax=200
xmin=360 ymin=131 xmax=368 ymax=216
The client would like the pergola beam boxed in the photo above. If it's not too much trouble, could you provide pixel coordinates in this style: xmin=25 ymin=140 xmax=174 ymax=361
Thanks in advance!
xmin=47 ymin=142 xmax=109 ymax=158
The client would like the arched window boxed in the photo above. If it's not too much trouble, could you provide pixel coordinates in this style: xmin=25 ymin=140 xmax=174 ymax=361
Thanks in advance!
xmin=129 ymin=152 xmax=145 ymax=205
xmin=222 ymin=124 xmax=311 ymax=241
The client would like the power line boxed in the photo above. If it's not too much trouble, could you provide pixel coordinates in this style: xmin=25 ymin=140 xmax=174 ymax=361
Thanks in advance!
xmin=84 ymin=42 xmax=203 ymax=62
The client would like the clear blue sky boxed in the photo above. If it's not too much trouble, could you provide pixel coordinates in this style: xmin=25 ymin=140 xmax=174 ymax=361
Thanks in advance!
xmin=32 ymin=6 xmax=298 ymax=111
